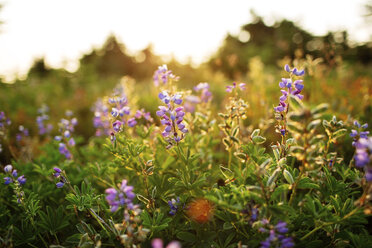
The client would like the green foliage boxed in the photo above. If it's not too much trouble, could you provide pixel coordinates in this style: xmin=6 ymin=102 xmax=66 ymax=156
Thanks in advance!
xmin=1 ymin=58 xmax=371 ymax=248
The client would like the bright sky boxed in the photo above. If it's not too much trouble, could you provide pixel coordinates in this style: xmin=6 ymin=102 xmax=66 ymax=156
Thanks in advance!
xmin=0 ymin=0 xmax=370 ymax=81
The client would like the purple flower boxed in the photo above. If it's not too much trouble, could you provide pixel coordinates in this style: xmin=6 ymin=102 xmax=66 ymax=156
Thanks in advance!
xmin=275 ymin=221 xmax=289 ymax=233
xmin=157 ymin=92 xmax=188 ymax=145
xmin=92 ymin=99 xmax=111 ymax=136
xmin=59 ymin=143 xmax=72 ymax=159
xmin=4 ymin=164 xmax=13 ymax=173
xmin=127 ymin=118 xmax=137 ymax=127
xmin=112 ymin=120 xmax=123 ymax=132
xmin=4 ymin=177 xmax=12 ymax=185
xmin=153 ymin=65 xmax=179 ymax=86
xmin=68 ymin=138 xmax=75 ymax=146
xmin=353 ymin=136 xmax=372 ymax=183
xmin=12 ymin=170 xmax=18 ymax=177
xmin=53 ymin=167 xmax=62 ymax=177
xmin=168 ymin=197 xmax=180 ymax=215
xmin=226 ymin=82 xmax=245 ymax=93
xmin=259 ymin=220 xmax=293 ymax=248
xmin=105 ymin=179 xmax=136 ymax=212
xmin=151 ymin=239 xmax=181 ymax=248
xmin=284 ymin=64 xmax=305 ymax=76
xmin=366 ymin=169 xmax=372 ymax=182
xmin=56 ymin=182 xmax=65 ymax=188
xmin=280 ymin=129 xmax=286 ymax=136
xmin=17 ymin=175 xmax=26 ymax=185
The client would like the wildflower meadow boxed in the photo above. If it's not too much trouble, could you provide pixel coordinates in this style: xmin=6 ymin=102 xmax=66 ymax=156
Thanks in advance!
xmin=1 ymin=57 xmax=372 ymax=248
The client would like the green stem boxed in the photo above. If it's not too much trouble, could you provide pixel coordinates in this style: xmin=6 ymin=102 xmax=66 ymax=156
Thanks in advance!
xmin=228 ymin=148 xmax=232 ymax=169
xmin=301 ymin=207 xmax=361 ymax=240
xmin=288 ymin=170 xmax=304 ymax=206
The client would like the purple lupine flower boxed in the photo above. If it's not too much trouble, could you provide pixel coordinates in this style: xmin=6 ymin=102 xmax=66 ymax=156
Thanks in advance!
xmin=226 ymin=82 xmax=246 ymax=93
xmin=12 ymin=170 xmax=17 ymax=177
xmin=0 ymin=112 xmax=11 ymax=148
xmin=194 ymin=82 xmax=213 ymax=103
xmin=134 ymin=109 xmax=154 ymax=123
xmin=16 ymin=125 xmax=29 ymax=142
xmin=353 ymin=137 xmax=372 ymax=178
xmin=112 ymin=120 xmax=123 ymax=132
xmin=366 ymin=169 xmax=372 ymax=182
xmin=56 ymin=182 xmax=65 ymax=188
xmin=351 ymin=121 xmax=370 ymax=146
xmin=53 ymin=167 xmax=66 ymax=188
xmin=275 ymin=221 xmax=289 ymax=233
xmin=92 ymin=99 xmax=111 ymax=136
xmin=152 ymin=239 xmax=182 ymax=248
xmin=127 ymin=118 xmax=137 ymax=127
xmin=105 ymin=179 xmax=136 ymax=212
xmin=4 ymin=177 xmax=12 ymax=185
xmin=53 ymin=167 xmax=62 ymax=177
xmin=36 ymin=105 xmax=53 ymax=135
xmin=68 ymin=138 xmax=75 ymax=146
xmin=251 ymin=207 xmax=258 ymax=222
xmin=17 ymin=175 xmax=26 ymax=185
xmin=153 ymin=65 xmax=179 ymax=86
xmin=59 ymin=143 xmax=72 ymax=159
xmin=55 ymin=113 xmax=77 ymax=159
xmin=259 ymin=220 xmax=294 ymax=248
xmin=157 ymin=91 xmax=188 ymax=145
xmin=274 ymin=66 xmax=305 ymax=113
xmin=4 ymin=164 xmax=13 ymax=173
xmin=168 ymin=197 xmax=180 ymax=216
xmin=284 ymin=64 xmax=305 ymax=76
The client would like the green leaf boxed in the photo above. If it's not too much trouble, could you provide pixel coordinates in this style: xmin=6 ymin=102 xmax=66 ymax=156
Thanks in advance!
xmin=252 ymin=135 xmax=266 ymax=145
xmin=232 ymin=126 xmax=239 ymax=137
xmin=267 ymin=168 xmax=280 ymax=187
xmin=176 ymin=231 xmax=196 ymax=242
xmin=332 ymin=128 xmax=347 ymax=140
xmin=307 ymin=119 xmax=321 ymax=131
xmin=283 ymin=169 xmax=294 ymax=184
xmin=298 ymin=177 xmax=320 ymax=190
xmin=271 ymin=184 xmax=290 ymax=200
xmin=311 ymin=103 xmax=329 ymax=115
xmin=251 ymin=129 xmax=260 ymax=138
xmin=223 ymin=222 xmax=233 ymax=230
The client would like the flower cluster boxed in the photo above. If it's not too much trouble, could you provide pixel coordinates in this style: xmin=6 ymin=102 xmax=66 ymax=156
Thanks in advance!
xmin=55 ymin=111 xmax=77 ymax=159
xmin=226 ymin=82 xmax=246 ymax=93
xmin=350 ymin=121 xmax=369 ymax=146
xmin=274 ymin=65 xmax=305 ymax=113
xmin=184 ymin=82 xmax=213 ymax=113
xmin=16 ymin=125 xmax=29 ymax=142
xmin=36 ymin=105 xmax=53 ymax=135
xmin=242 ymin=203 xmax=259 ymax=224
xmin=53 ymin=167 xmax=66 ymax=188
xmin=3 ymin=164 xmax=26 ymax=186
xmin=0 ymin=111 xmax=11 ymax=153
xmin=152 ymin=239 xmax=181 ymax=248
xmin=105 ymin=179 xmax=136 ymax=212
xmin=134 ymin=108 xmax=154 ymax=123
xmin=92 ymin=99 xmax=111 ymax=136
xmin=157 ymin=91 xmax=188 ymax=145
xmin=153 ymin=65 xmax=178 ymax=87
xmin=259 ymin=220 xmax=294 ymax=248
xmin=168 ymin=197 xmax=181 ymax=216
xmin=0 ymin=111 xmax=11 ymax=132
xmin=354 ymin=137 xmax=372 ymax=181
xmin=108 ymin=83 xmax=141 ymax=138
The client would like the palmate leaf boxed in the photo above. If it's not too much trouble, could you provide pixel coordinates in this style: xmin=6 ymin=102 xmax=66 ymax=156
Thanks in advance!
xmin=38 ymin=206 xmax=69 ymax=235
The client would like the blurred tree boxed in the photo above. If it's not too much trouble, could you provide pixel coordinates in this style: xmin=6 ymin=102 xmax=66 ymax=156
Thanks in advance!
xmin=208 ymin=13 xmax=372 ymax=79
xmin=27 ymin=58 xmax=51 ymax=78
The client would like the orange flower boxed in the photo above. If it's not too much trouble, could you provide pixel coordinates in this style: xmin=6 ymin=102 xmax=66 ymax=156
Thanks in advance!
xmin=186 ymin=198 xmax=214 ymax=223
